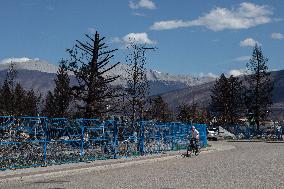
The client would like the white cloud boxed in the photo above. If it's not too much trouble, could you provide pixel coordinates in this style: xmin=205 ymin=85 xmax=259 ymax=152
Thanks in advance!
xmin=199 ymin=72 xmax=218 ymax=78
xmin=228 ymin=69 xmax=248 ymax=77
xmin=207 ymin=72 xmax=218 ymax=78
xmin=240 ymin=38 xmax=261 ymax=47
xmin=122 ymin=32 xmax=156 ymax=45
xmin=112 ymin=33 xmax=156 ymax=48
xmin=0 ymin=57 xmax=38 ymax=64
xmin=111 ymin=37 xmax=122 ymax=43
xmin=150 ymin=2 xmax=273 ymax=31
xmin=150 ymin=20 xmax=192 ymax=30
xmin=271 ymin=32 xmax=284 ymax=40
xmin=233 ymin=56 xmax=251 ymax=62
xmin=129 ymin=0 xmax=156 ymax=10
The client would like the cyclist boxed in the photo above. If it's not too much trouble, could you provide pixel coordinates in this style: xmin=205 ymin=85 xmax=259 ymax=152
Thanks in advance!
xmin=189 ymin=126 xmax=200 ymax=155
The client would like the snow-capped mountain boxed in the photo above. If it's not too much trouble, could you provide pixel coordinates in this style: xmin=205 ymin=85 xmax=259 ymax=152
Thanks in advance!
xmin=102 ymin=63 xmax=216 ymax=88
xmin=0 ymin=58 xmax=216 ymax=95
xmin=0 ymin=58 xmax=58 ymax=73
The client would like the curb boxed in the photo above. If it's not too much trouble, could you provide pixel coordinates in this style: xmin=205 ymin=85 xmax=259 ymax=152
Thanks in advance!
xmin=226 ymin=140 xmax=263 ymax=142
xmin=226 ymin=140 xmax=284 ymax=143
xmin=0 ymin=154 xmax=176 ymax=181
xmin=265 ymin=141 xmax=284 ymax=143
xmin=0 ymin=147 xmax=219 ymax=181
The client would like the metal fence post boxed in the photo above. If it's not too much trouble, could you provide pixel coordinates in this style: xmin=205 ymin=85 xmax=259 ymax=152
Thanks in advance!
xmin=139 ymin=121 xmax=145 ymax=155
xmin=80 ymin=126 xmax=85 ymax=158
xmin=113 ymin=120 xmax=118 ymax=159
xmin=43 ymin=117 xmax=48 ymax=165
xmin=171 ymin=123 xmax=174 ymax=150
xmin=204 ymin=124 xmax=208 ymax=146
xmin=158 ymin=124 xmax=161 ymax=152
xmin=43 ymin=138 xmax=47 ymax=165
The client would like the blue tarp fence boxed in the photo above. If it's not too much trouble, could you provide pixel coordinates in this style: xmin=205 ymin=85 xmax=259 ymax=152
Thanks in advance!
xmin=0 ymin=116 xmax=207 ymax=170
xmin=228 ymin=125 xmax=283 ymax=140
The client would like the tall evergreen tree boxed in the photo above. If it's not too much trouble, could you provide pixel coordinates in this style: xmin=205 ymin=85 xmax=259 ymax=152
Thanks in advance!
xmin=177 ymin=104 xmax=191 ymax=123
xmin=226 ymin=75 xmax=245 ymax=124
xmin=177 ymin=102 xmax=207 ymax=123
xmin=13 ymin=83 xmax=26 ymax=116
xmin=210 ymin=74 xmax=228 ymax=124
xmin=210 ymin=74 xmax=245 ymax=125
xmin=0 ymin=79 xmax=13 ymax=115
xmin=66 ymin=31 xmax=120 ymax=118
xmin=0 ymin=87 xmax=3 ymax=114
xmin=42 ymin=91 xmax=56 ymax=117
xmin=24 ymin=89 xmax=39 ymax=116
xmin=149 ymin=95 xmax=171 ymax=122
xmin=53 ymin=60 xmax=72 ymax=117
xmin=245 ymin=45 xmax=273 ymax=131
xmin=42 ymin=60 xmax=72 ymax=118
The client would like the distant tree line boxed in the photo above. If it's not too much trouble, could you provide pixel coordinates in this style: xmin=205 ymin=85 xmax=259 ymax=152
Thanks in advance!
xmin=177 ymin=102 xmax=210 ymax=124
xmin=0 ymin=63 xmax=40 ymax=116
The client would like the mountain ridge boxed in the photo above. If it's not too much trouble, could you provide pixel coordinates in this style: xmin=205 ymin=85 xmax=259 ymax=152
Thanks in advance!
xmin=0 ymin=59 xmax=216 ymax=95
xmin=160 ymin=70 xmax=284 ymax=120
xmin=0 ymin=59 xmax=283 ymax=120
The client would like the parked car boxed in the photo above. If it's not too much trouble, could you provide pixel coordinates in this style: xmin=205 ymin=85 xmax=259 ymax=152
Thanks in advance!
xmin=207 ymin=127 xmax=218 ymax=141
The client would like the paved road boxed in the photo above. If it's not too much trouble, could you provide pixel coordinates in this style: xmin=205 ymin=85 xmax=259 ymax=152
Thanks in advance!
xmin=1 ymin=142 xmax=283 ymax=189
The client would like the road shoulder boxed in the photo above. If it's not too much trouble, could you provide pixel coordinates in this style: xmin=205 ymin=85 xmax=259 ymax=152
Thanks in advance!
xmin=0 ymin=142 xmax=235 ymax=183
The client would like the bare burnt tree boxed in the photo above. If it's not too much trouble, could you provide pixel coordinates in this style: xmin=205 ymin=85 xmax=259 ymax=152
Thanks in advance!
xmin=7 ymin=62 xmax=17 ymax=89
xmin=125 ymin=41 xmax=154 ymax=123
xmin=245 ymin=45 xmax=273 ymax=131
xmin=66 ymin=31 xmax=120 ymax=118
xmin=7 ymin=62 xmax=17 ymax=115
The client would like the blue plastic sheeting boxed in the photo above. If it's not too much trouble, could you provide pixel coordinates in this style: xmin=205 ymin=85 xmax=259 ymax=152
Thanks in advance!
xmin=0 ymin=116 xmax=207 ymax=170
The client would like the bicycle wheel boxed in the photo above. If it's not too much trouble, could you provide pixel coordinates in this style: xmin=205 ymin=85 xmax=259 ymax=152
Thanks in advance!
xmin=186 ymin=145 xmax=193 ymax=157
xmin=194 ymin=146 xmax=200 ymax=156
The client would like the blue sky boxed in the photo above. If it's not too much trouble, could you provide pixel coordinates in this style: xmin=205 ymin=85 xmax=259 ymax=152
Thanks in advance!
xmin=0 ymin=0 xmax=283 ymax=76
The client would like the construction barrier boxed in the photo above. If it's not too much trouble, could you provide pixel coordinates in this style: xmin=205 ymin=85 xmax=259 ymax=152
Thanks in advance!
xmin=0 ymin=116 xmax=207 ymax=170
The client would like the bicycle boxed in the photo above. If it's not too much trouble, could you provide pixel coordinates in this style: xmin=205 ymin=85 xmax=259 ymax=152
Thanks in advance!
xmin=181 ymin=138 xmax=200 ymax=157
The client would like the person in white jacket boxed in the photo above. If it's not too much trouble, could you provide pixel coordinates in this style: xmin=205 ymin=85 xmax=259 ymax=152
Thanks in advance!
xmin=190 ymin=126 xmax=200 ymax=154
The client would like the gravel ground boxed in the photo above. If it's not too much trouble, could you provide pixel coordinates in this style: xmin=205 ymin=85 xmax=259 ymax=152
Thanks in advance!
xmin=0 ymin=141 xmax=283 ymax=189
